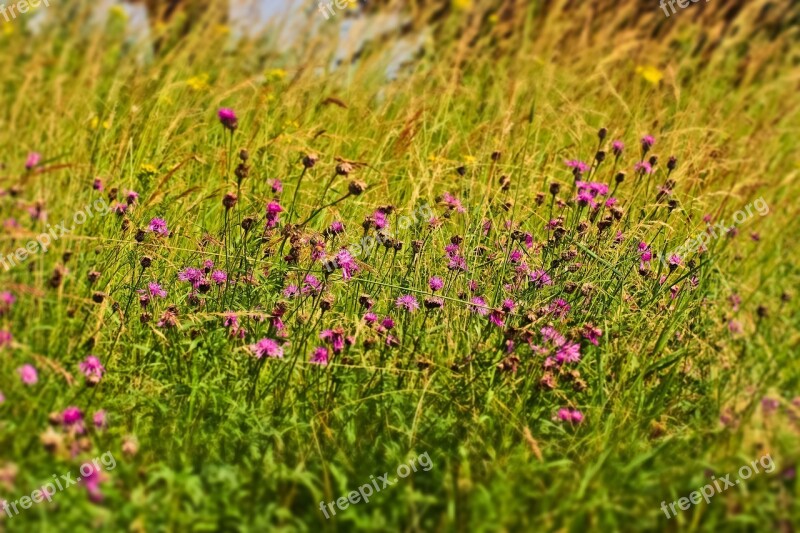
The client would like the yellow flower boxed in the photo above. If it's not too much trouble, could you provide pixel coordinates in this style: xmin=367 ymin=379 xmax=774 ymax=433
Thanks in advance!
xmin=215 ymin=24 xmax=230 ymax=36
xmin=90 ymin=116 xmax=111 ymax=130
xmin=2 ymin=24 xmax=14 ymax=36
xmin=109 ymin=5 xmax=128 ymax=21
xmin=488 ymin=13 xmax=499 ymax=24
xmin=187 ymin=74 xmax=210 ymax=91
xmin=463 ymin=155 xmax=477 ymax=164
xmin=139 ymin=164 xmax=158 ymax=176
xmin=453 ymin=0 xmax=472 ymax=10
xmin=636 ymin=65 xmax=663 ymax=85
xmin=265 ymin=69 xmax=287 ymax=83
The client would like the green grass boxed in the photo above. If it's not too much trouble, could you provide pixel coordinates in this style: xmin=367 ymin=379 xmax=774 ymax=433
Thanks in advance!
xmin=0 ymin=1 xmax=798 ymax=531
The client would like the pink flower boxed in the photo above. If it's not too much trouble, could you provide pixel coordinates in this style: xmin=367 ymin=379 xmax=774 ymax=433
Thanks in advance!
xmin=211 ymin=270 xmax=227 ymax=285
xmin=79 ymin=356 xmax=105 ymax=384
xmin=148 ymin=282 xmax=167 ymax=298
xmin=634 ymin=161 xmax=653 ymax=174
xmin=310 ymin=347 xmax=329 ymax=366
xmin=126 ymin=190 xmax=139 ymax=204
xmin=440 ymin=192 xmax=466 ymax=213
xmin=470 ymin=297 xmax=489 ymax=316
xmin=612 ymin=140 xmax=624 ymax=157
xmin=557 ymin=408 xmax=584 ymax=424
xmin=79 ymin=463 xmax=106 ymax=502
xmin=25 ymin=152 xmax=42 ymax=170
xmin=266 ymin=201 xmax=283 ymax=229
xmin=320 ymin=328 xmax=347 ymax=354
xmin=641 ymin=135 xmax=655 ymax=152
xmin=0 ymin=330 xmax=11 ymax=348
xmin=62 ymin=406 xmax=84 ymax=429
xmin=582 ymin=324 xmax=603 ymax=345
xmin=395 ymin=294 xmax=419 ymax=312
xmin=217 ymin=108 xmax=238 ymax=131
xmin=249 ymin=338 xmax=284 ymax=359
xmin=334 ymin=248 xmax=359 ymax=280
xmin=148 ymin=218 xmax=169 ymax=236
xmin=93 ymin=410 xmax=107 ymax=430
xmin=529 ymin=269 xmax=552 ymax=288
xmin=565 ymin=160 xmax=590 ymax=173
xmin=18 ymin=364 xmax=38 ymax=385
xmin=429 ymin=276 xmax=444 ymax=292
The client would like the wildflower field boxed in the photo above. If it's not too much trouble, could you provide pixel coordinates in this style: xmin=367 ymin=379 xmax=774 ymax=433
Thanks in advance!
xmin=1 ymin=1 xmax=799 ymax=531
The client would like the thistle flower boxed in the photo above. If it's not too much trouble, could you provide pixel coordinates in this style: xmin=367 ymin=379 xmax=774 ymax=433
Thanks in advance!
xmin=529 ymin=269 xmax=552 ymax=288
xmin=334 ymin=248 xmax=359 ymax=280
xmin=440 ymin=192 xmax=466 ymax=213
xmin=641 ymin=135 xmax=655 ymax=153
xmin=93 ymin=410 xmax=107 ymax=430
xmin=557 ymin=408 xmax=584 ymax=424
xmin=271 ymin=179 xmax=283 ymax=194
xmin=266 ymin=201 xmax=283 ymax=229
xmin=429 ymin=276 xmax=444 ymax=291
xmin=395 ymin=294 xmax=419 ymax=312
xmin=310 ymin=346 xmax=329 ymax=366
xmin=565 ymin=160 xmax=590 ymax=173
xmin=0 ymin=330 xmax=11 ymax=348
xmin=62 ymin=406 xmax=84 ymax=430
xmin=147 ymin=282 xmax=167 ymax=298
xmin=470 ymin=296 xmax=489 ymax=316
xmin=320 ymin=328 xmax=347 ymax=354
xmin=211 ymin=270 xmax=227 ymax=285
xmin=582 ymin=324 xmax=603 ymax=345
xmin=148 ymin=218 xmax=169 ymax=236
xmin=612 ymin=140 xmax=624 ymax=157
xmin=178 ymin=267 xmax=204 ymax=288
xmin=25 ymin=152 xmax=42 ymax=170
xmin=249 ymin=338 xmax=284 ymax=359
xmin=126 ymin=190 xmax=139 ymax=204
xmin=18 ymin=364 xmax=38 ymax=385
xmin=79 ymin=356 xmax=105 ymax=385
xmin=634 ymin=161 xmax=653 ymax=174
xmin=217 ymin=108 xmax=238 ymax=131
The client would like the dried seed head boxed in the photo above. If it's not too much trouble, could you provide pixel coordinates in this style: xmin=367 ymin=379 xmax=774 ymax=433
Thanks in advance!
xmin=241 ymin=217 xmax=255 ymax=232
xmin=499 ymin=175 xmax=511 ymax=191
xmin=491 ymin=151 xmax=501 ymax=161
xmin=649 ymin=155 xmax=658 ymax=166
xmin=303 ymin=153 xmax=319 ymax=169
xmin=239 ymin=148 xmax=249 ymax=161
xmin=411 ymin=240 xmax=423 ymax=253
xmin=598 ymin=127 xmax=608 ymax=140
xmin=223 ymin=193 xmax=238 ymax=210
xmin=134 ymin=229 xmax=146 ymax=243
xmin=140 ymin=256 xmax=152 ymax=269
xmin=348 ymin=180 xmax=367 ymax=195
xmin=92 ymin=292 xmax=105 ymax=303
xmin=88 ymin=271 xmax=100 ymax=283
xmin=667 ymin=156 xmax=677 ymax=171
xmin=615 ymin=171 xmax=625 ymax=184
xmin=595 ymin=150 xmax=606 ymax=163
xmin=549 ymin=182 xmax=561 ymax=196
xmin=336 ymin=162 xmax=353 ymax=176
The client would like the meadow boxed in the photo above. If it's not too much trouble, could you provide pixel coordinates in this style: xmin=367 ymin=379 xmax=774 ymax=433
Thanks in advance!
xmin=0 ymin=0 xmax=799 ymax=531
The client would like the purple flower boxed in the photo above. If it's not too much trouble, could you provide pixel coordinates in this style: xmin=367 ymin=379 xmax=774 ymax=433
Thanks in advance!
xmin=148 ymin=218 xmax=169 ymax=236
xmin=470 ymin=297 xmax=489 ymax=316
xmin=429 ymin=276 xmax=444 ymax=292
xmin=178 ymin=267 xmax=204 ymax=288
xmin=249 ymin=338 xmax=284 ymax=359
xmin=25 ymin=152 xmax=42 ymax=170
xmin=63 ymin=406 xmax=83 ymax=426
xmin=557 ymin=408 xmax=584 ymax=424
xmin=529 ymin=269 xmax=552 ymax=288
xmin=320 ymin=328 xmax=346 ymax=354
xmin=641 ymin=135 xmax=655 ymax=152
xmin=266 ymin=201 xmax=283 ymax=229
xmin=271 ymin=179 xmax=283 ymax=194
xmin=218 ymin=108 xmax=238 ymax=131
xmin=79 ymin=356 xmax=105 ymax=384
xmin=328 ymin=221 xmax=344 ymax=235
xmin=565 ymin=160 xmax=590 ymax=174
xmin=335 ymin=249 xmax=359 ymax=280
xmin=0 ymin=330 xmax=12 ymax=348
xmin=148 ymin=282 xmax=167 ymax=298
xmin=18 ymin=364 xmax=37 ymax=385
xmin=380 ymin=317 xmax=395 ymax=330
xmin=363 ymin=312 xmax=378 ymax=324
xmin=93 ymin=410 xmax=107 ymax=430
xmin=441 ymin=192 xmax=466 ymax=213
xmin=634 ymin=161 xmax=653 ymax=174
xmin=395 ymin=294 xmax=419 ymax=312
xmin=211 ymin=270 xmax=227 ymax=285
xmin=612 ymin=140 xmax=624 ymax=157
xmin=310 ymin=347 xmax=329 ymax=366
xmin=126 ymin=190 xmax=139 ymax=204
